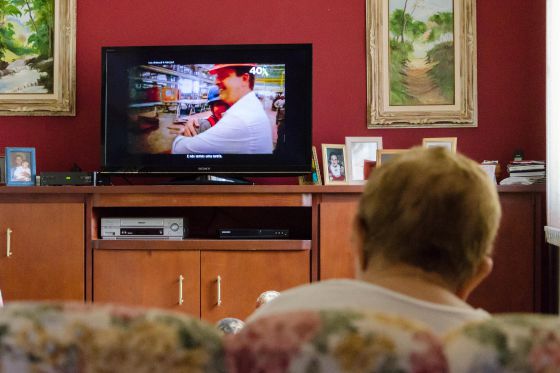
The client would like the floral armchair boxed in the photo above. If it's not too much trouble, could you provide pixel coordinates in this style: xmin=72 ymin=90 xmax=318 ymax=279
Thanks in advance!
xmin=224 ymin=310 xmax=560 ymax=373
xmin=0 ymin=302 xmax=224 ymax=372
xmin=1 ymin=302 xmax=560 ymax=372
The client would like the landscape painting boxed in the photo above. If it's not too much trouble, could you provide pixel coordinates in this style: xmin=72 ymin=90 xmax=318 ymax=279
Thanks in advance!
xmin=389 ymin=0 xmax=454 ymax=106
xmin=0 ymin=0 xmax=76 ymax=115
xmin=0 ymin=0 xmax=54 ymax=94
xmin=367 ymin=0 xmax=477 ymax=128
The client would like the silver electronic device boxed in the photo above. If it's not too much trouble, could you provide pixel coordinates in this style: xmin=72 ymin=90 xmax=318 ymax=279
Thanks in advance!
xmin=101 ymin=218 xmax=185 ymax=240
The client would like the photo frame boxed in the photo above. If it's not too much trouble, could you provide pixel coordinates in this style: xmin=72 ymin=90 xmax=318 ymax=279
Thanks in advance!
xmin=376 ymin=149 xmax=407 ymax=168
xmin=298 ymin=145 xmax=323 ymax=185
xmin=345 ymin=136 xmax=383 ymax=184
xmin=422 ymin=137 xmax=457 ymax=153
xmin=5 ymin=147 xmax=36 ymax=186
xmin=0 ymin=155 xmax=5 ymax=184
xmin=367 ymin=0 xmax=477 ymax=128
xmin=0 ymin=0 xmax=76 ymax=116
xmin=322 ymin=144 xmax=348 ymax=185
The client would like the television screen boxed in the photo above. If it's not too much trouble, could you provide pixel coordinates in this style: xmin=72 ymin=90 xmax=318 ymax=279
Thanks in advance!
xmin=101 ymin=44 xmax=312 ymax=178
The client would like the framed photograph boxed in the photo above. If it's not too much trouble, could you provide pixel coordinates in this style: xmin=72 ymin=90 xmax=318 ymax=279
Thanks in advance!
xmin=0 ymin=155 xmax=5 ymax=184
xmin=322 ymin=144 xmax=348 ymax=185
xmin=422 ymin=137 xmax=457 ymax=153
xmin=5 ymin=147 xmax=36 ymax=186
xmin=376 ymin=149 xmax=407 ymax=168
xmin=298 ymin=145 xmax=323 ymax=185
xmin=345 ymin=137 xmax=383 ymax=184
xmin=367 ymin=0 xmax=477 ymax=128
xmin=0 ymin=0 xmax=76 ymax=116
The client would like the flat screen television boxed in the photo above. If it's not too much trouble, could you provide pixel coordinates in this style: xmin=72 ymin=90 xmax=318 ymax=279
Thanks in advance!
xmin=101 ymin=43 xmax=312 ymax=181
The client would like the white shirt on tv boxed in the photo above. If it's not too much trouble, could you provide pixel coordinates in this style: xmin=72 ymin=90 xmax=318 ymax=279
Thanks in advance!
xmin=172 ymin=91 xmax=273 ymax=154
xmin=246 ymin=279 xmax=490 ymax=335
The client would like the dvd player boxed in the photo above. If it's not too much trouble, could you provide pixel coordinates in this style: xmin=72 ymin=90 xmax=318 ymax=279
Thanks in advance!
xmin=218 ymin=228 xmax=289 ymax=239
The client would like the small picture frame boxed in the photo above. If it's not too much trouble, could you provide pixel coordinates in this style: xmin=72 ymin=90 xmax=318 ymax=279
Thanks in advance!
xmin=0 ymin=155 xmax=5 ymax=184
xmin=422 ymin=137 xmax=457 ymax=153
xmin=376 ymin=149 xmax=407 ymax=168
xmin=345 ymin=137 xmax=383 ymax=184
xmin=322 ymin=144 xmax=348 ymax=185
xmin=5 ymin=147 xmax=36 ymax=186
xmin=299 ymin=145 xmax=322 ymax=185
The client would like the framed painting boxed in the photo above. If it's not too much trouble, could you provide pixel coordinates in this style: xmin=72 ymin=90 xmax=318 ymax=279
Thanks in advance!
xmin=298 ymin=145 xmax=323 ymax=185
xmin=376 ymin=149 xmax=407 ymax=168
xmin=345 ymin=136 xmax=383 ymax=184
xmin=322 ymin=144 xmax=348 ymax=185
xmin=367 ymin=0 xmax=477 ymax=128
xmin=0 ymin=0 xmax=76 ymax=116
xmin=0 ymin=155 xmax=5 ymax=184
xmin=5 ymin=147 xmax=36 ymax=186
xmin=422 ymin=137 xmax=457 ymax=152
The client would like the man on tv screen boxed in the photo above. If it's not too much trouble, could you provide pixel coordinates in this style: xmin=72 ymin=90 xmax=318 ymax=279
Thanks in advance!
xmin=170 ymin=63 xmax=273 ymax=154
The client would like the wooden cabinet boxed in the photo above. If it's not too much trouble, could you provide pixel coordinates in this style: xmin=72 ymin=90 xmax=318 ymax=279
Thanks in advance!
xmin=0 ymin=201 xmax=84 ymax=301
xmin=93 ymin=249 xmax=200 ymax=316
xmin=0 ymin=185 xmax=549 ymax=316
xmin=319 ymin=196 xmax=359 ymax=280
xmin=201 ymin=250 xmax=310 ymax=322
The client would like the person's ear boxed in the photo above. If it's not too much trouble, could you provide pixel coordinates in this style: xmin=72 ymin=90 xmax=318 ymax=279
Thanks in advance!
xmin=456 ymin=255 xmax=493 ymax=300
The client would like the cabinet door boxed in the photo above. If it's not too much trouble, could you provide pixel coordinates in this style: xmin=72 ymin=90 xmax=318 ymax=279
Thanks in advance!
xmin=201 ymin=250 xmax=309 ymax=322
xmin=94 ymin=250 xmax=200 ymax=317
xmin=469 ymin=193 xmax=537 ymax=312
xmin=0 ymin=203 xmax=84 ymax=301
xmin=320 ymin=200 xmax=359 ymax=280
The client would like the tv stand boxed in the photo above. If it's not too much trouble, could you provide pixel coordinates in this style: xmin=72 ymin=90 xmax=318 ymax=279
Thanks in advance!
xmin=169 ymin=175 xmax=253 ymax=185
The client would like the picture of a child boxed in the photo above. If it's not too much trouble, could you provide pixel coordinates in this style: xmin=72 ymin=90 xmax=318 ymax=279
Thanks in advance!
xmin=13 ymin=160 xmax=31 ymax=182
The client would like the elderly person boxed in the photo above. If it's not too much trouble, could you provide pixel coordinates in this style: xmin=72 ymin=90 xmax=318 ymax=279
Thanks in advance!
xmin=248 ymin=147 xmax=502 ymax=334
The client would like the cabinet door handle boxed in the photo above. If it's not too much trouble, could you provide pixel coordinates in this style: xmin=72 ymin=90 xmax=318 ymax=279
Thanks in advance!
xmin=6 ymin=228 xmax=12 ymax=257
xmin=217 ymin=275 xmax=222 ymax=306
xmin=178 ymin=275 xmax=184 ymax=305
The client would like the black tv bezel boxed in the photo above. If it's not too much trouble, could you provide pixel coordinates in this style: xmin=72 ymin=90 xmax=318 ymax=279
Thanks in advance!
xmin=100 ymin=43 xmax=312 ymax=177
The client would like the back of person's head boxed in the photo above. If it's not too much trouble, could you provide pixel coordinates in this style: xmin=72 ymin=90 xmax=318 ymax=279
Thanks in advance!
xmin=356 ymin=147 xmax=501 ymax=287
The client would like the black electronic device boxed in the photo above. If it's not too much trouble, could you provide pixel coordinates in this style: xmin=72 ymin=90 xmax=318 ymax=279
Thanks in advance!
xmin=100 ymin=44 xmax=312 ymax=181
xmin=218 ymin=228 xmax=289 ymax=239
xmin=40 ymin=172 xmax=93 ymax=186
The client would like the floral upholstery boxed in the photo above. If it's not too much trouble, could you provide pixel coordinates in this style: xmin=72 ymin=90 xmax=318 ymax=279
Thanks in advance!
xmin=0 ymin=302 xmax=224 ymax=373
xmin=225 ymin=310 xmax=560 ymax=373
xmin=224 ymin=310 xmax=447 ymax=373
xmin=1 ymin=302 xmax=559 ymax=372
xmin=445 ymin=313 xmax=560 ymax=372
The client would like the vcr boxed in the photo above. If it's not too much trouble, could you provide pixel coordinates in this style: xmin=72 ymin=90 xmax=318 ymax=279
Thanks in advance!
xmin=101 ymin=218 xmax=185 ymax=240
xmin=218 ymin=228 xmax=289 ymax=239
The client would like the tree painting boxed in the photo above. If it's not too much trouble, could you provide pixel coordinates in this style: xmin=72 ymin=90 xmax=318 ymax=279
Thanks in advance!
xmin=389 ymin=0 xmax=454 ymax=106
xmin=0 ymin=0 xmax=54 ymax=94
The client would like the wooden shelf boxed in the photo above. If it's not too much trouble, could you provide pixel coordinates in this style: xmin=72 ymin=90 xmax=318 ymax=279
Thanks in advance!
xmin=93 ymin=239 xmax=311 ymax=251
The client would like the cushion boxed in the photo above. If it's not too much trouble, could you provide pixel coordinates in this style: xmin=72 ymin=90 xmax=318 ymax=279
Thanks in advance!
xmin=224 ymin=309 xmax=448 ymax=373
xmin=0 ymin=302 xmax=224 ymax=372
xmin=445 ymin=313 xmax=560 ymax=372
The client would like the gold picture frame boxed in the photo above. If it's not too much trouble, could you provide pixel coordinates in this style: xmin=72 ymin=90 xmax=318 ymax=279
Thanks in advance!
xmin=376 ymin=149 xmax=407 ymax=168
xmin=345 ymin=136 xmax=383 ymax=184
xmin=422 ymin=137 xmax=457 ymax=153
xmin=298 ymin=145 xmax=322 ymax=185
xmin=367 ymin=0 xmax=477 ymax=128
xmin=322 ymin=144 xmax=348 ymax=185
xmin=0 ymin=0 xmax=76 ymax=116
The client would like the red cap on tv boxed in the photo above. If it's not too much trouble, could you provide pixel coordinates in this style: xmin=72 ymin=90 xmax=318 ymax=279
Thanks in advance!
xmin=208 ymin=63 xmax=256 ymax=74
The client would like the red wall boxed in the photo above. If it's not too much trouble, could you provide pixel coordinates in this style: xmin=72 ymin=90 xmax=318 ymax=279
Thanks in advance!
xmin=0 ymin=0 xmax=546 ymax=174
